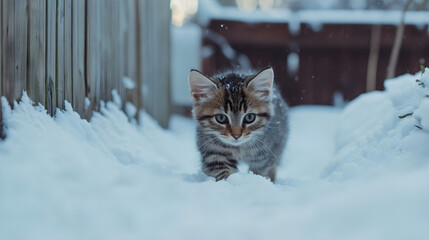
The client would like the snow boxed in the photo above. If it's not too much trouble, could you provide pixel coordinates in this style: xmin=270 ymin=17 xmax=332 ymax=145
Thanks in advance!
xmin=415 ymin=99 xmax=429 ymax=129
xmin=287 ymin=52 xmax=299 ymax=74
xmin=198 ymin=0 xmax=429 ymax=27
xmin=122 ymin=76 xmax=136 ymax=90
xmin=111 ymin=89 xmax=122 ymax=107
xmin=84 ymin=97 xmax=91 ymax=111
xmin=125 ymin=102 xmax=137 ymax=119
xmin=326 ymin=70 xmax=429 ymax=180
xmin=278 ymin=106 xmax=342 ymax=182
xmin=1 ymin=70 xmax=429 ymax=239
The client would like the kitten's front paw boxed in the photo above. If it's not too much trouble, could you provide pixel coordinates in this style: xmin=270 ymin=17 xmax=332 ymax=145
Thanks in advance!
xmin=213 ymin=170 xmax=234 ymax=181
xmin=203 ymin=161 xmax=237 ymax=181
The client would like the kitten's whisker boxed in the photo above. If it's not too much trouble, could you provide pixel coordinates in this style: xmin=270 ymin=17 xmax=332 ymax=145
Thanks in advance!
xmin=250 ymin=139 xmax=270 ymax=165
xmin=254 ymin=137 xmax=279 ymax=163
xmin=247 ymin=139 xmax=259 ymax=158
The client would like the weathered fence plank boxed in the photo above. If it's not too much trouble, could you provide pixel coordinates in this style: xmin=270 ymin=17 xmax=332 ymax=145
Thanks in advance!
xmin=46 ymin=0 xmax=56 ymax=115
xmin=121 ymin=0 xmax=139 ymax=117
xmin=0 ymin=0 xmax=2 ymax=129
xmin=14 ymin=0 xmax=27 ymax=100
xmin=157 ymin=0 xmax=171 ymax=127
xmin=2 ymin=0 xmax=15 ymax=103
xmin=27 ymin=0 xmax=46 ymax=106
xmin=86 ymin=0 xmax=102 ymax=118
xmin=110 ymin=0 xmax=124 ymax=105
xmin=113 ymin=0 xmax=123 ymax=103
xmin=99 ymin=1 xmax=108 ymax=103
xmin=100 ymin=0 xmax=120 ymax=105
xmin=56 ymin=0 xmax=65 ymax=109
xmin=141 ymin=0 xmax=171 ymax=128
xmin=72 ymin=0 xmax=86 ymax=116
xmin=64 ymin=0 xmax=72 ymax=106
xmin=134 ymin=0 xmax=143 ymax=120
xmin=86 ymin=0 xmax=100 ymax=117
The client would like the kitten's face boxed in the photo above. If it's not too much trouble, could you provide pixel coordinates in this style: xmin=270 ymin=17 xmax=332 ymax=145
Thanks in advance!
xmin=189 ymin=68 xmax=274 ymax=146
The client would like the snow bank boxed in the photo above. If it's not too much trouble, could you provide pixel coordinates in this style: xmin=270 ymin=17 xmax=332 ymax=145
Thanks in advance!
xmin=327 ymin=69 xmax=429 ymax=180
xmin=0 ymin=95 xmax=199 ymax=239
xmin=1 ymin=68 xmax=429 ymax=239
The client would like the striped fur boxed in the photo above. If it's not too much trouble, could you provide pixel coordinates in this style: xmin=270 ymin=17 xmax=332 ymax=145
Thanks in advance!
xmin=189 ymin=67 xmax=288 ymax=182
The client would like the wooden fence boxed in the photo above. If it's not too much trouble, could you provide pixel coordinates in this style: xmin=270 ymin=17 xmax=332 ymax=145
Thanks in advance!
xmin=0 ymin=0 xmax=171 ymax=130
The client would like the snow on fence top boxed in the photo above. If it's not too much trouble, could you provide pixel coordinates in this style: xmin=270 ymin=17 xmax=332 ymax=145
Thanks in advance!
xmin=198 ymin=0 xmax=429 ymax=27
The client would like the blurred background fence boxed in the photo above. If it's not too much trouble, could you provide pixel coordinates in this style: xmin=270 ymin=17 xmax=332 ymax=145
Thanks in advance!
xmin=0 ymin=0 xmax=171 ymax=128
xmin=202 ymin=19 xmax=429 ymax=106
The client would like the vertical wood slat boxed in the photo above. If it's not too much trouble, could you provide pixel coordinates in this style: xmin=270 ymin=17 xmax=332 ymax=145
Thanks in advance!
xmin=111 ymin=0 xmax=123 ymax=105
xmin=120 ymin=0 xmax=138 ymax=115
xmin=2 ymin=0 xmax=15 ymax=103
xmin=158 ymin=0 xmax=171 ymax=128
xmin=141 ymin=0 xmax=171 ymax=128
xmin=86 ymin=0 xmax=101 ymax=118
xmin=100 ymin=0 xmax=120 ymax=104
xmin=56 ymin=0 xmax=65 ymax=109
xmin=64 ymin=0 xmax=72 ymax=105
xmin=0 ymin=0 xmax=3 ymax=131
xmin=115 ymin=0 xmax=124 ymax=107
xmin=141 ymin=0 xmax=149 ymax=118
xmin=134 ymin=0 xmax=143 ymax=120
xmin=99 ymin=0 xmax=106 ymax=103
xmin=103 ymin=0 xmax=114 ymax=102
xmin=46 ymin=0 xmax=56 ymax=115
xmin=14 ymin=0 xmax=28 ymax=100
xmin=135 ymin=0 xmax=144 ymax=120
xmin=71 ymin=0 xmax=85 ymax=116
xmin=99 ymin=0 xmax=107 ymax=102
xmin=127 ymin=0 xmax=138 ymax=109
xmin=27 ymin=0 xmax=46 ymax=106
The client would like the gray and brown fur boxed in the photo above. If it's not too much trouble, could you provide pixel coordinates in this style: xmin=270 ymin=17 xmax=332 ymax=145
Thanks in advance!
xmin=188 ymin=67 xmax=288 ymax=182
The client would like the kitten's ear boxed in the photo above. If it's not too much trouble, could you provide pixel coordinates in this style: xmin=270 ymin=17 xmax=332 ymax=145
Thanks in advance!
xmin=247 ymin=67 xmax=274 ymax=101
xmin=188 ymin=70 xmax=217 ymax=103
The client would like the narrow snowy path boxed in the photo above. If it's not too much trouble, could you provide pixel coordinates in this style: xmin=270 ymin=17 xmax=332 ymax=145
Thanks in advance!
xmin=278 ymin=106 xmax=342 ymax=182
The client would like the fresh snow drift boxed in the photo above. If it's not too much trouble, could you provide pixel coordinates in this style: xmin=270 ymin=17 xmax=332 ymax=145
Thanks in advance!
xmin=1 ymin=71 xmax=429 ymax=240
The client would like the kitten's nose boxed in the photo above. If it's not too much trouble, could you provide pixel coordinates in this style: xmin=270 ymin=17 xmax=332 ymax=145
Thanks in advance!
xmin=232 ymin=134 xmax=242 ymax=139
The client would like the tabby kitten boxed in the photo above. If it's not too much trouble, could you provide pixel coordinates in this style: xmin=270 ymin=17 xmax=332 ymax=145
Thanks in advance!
xmin=188 ymin=67 xmax=288 ymax=182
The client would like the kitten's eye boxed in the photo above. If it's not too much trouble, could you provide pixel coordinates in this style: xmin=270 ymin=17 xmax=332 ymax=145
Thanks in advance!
xmin=243 ymin=113 xmax=256 ymax=124
xmin=215 ymin=114 xmax=229 ymax=124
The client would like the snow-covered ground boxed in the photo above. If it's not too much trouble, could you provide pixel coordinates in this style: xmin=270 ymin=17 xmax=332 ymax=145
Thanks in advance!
xmin=1 ymin=70 xmax=429 ymax=240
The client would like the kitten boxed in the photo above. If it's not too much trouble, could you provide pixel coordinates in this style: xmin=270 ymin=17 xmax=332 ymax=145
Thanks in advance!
xmin=188 ymin=67 xmax=288 ymax=182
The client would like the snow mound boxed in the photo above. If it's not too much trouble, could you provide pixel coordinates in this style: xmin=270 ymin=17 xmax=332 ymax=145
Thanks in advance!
xmin=327 ymin=69 xmax=429 ymax=180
